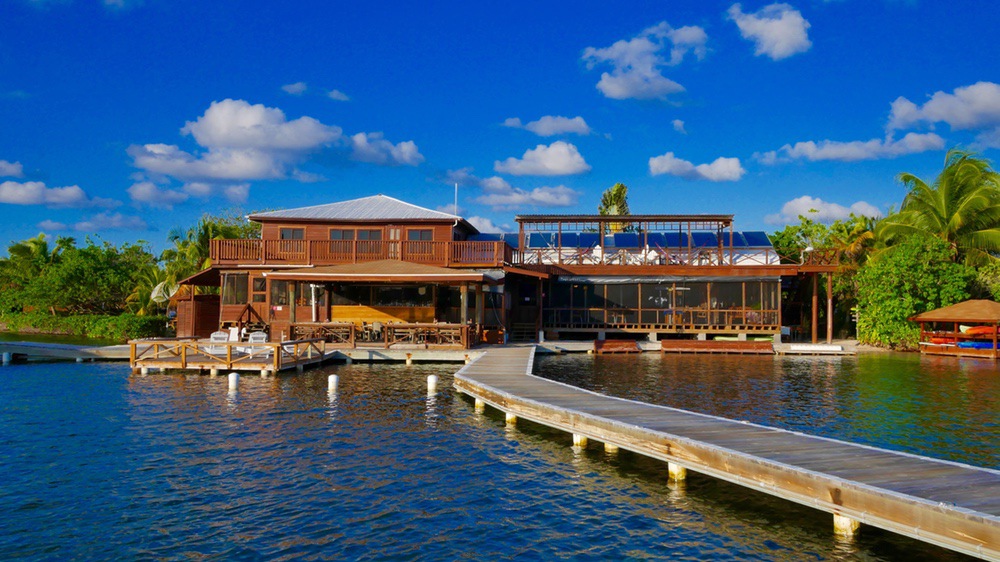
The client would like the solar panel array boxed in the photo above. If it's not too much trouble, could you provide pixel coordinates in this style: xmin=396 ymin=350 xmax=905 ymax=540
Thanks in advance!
xmin=478 ymin=231 xmax=773 ymax=249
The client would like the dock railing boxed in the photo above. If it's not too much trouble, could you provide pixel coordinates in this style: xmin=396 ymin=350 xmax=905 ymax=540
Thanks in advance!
xmin=130 ymin=337 xmax=326 ymax=372
xmin=211 ymin=239 xmax=511 ymax=268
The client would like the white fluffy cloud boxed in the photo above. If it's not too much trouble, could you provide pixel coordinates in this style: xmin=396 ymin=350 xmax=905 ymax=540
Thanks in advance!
xmin=888 ymin=82 xmax=1000 ymax=147
xmin=672 ymin=119 xmax=686 ymax=134
xmin=756 ymin=132 xmax=944 ymax=163
xmin=582 ymin=22 xmax=707 ymax=100
xmin=130 ymin=99 xmax=422 ymax=189
xmin=446 ymin=167 xmax=580 ymax=210
xmin=649 ymin=152 xmax=745 ymax=181
xmin=0 ymin=160 xmax=24 ymax=177
xmin=37 ymin=219 xmax=67 ymax=231
xmin=727 ymin=3 xmax=812 ymax=60
xmin=328 ymin=89 xmax=350 ymax=101
xmin=765 ymin=196 xmax=881 ymax=225
xmin=494 ymin=141 xmax=591 ymax=176
xmin=281 ymin=82 xmax=308 ymax=95
xmin=466 ymin=216 xmax=511 ymax=233
xmin=74 ymin=212 xmax=148 ymax=232
xmin=350 ymin=132 xmax=424 ymax=166
xmin=127 ymin=181 xmax=189 ymax=209
xmin=0 ymin=180 xmax=118 ymax=208
xmin=503 ymin=115 xmax=591 ymax=136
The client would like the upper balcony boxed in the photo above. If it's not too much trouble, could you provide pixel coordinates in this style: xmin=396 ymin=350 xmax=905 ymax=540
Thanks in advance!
xmin=210 ymin=239 xmax=513 ymax=268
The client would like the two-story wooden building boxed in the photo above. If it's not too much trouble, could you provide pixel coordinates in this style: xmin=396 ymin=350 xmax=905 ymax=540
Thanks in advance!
xmin=175 ymin=194 xmax=838 ymax=348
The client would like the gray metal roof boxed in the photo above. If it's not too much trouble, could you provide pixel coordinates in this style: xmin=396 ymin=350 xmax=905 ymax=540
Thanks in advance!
xmin=249 ymin=194 xmax=461 ymax=222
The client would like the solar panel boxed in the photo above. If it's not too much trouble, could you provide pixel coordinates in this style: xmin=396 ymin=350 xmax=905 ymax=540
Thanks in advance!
xmin=691 ymin=232 xmax=719 ymax=247
xmin=527 ymin=232 xmax=554 ymax=248
xmin=646 ymin=233 xmax=666 ymax=247
xmin=729 ymin=232 xmax=749 ymax=248
xmin=613 ymin=232 xmax=640 ymax=247
xmin=468 ymin=233 xmax=502 ymax=242
xmin=662 ymin=232 xmax=688 ymax=247
xmin=742 ymin=231 xmax=772 ymax=247
xmin=558 ymin=232 xmax=580 ymax=247
xmin=604 ymin=234 xmax=616 ymax=248
xmin=578 ymin=232 xmax=601 ymax=248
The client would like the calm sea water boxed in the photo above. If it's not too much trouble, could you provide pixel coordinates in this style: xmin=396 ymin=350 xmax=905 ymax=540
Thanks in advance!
xmin=0 ymin=352 xmax=994 ymax=560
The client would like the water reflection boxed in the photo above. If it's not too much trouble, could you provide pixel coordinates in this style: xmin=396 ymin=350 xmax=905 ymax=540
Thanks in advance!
xmin=0 ymin=359 xmax=981 ymax=560
xmin=538 ymin=352 xmax=1000 ymax=468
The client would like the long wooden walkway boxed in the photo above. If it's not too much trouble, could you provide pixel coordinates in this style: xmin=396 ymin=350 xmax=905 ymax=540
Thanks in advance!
xmin=453 ymin=346 xmax=1000 ymax=560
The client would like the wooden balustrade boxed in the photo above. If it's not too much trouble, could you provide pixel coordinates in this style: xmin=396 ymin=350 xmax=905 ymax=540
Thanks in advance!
xmin=211 ymin=239 xmax=510 ymax=267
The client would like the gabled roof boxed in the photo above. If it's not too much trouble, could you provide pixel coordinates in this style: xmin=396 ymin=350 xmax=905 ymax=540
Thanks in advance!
xmin=249 ymin=194 xmax=467 ymax=224
xmin=910 ymin=300 xmax=1000 ymax=323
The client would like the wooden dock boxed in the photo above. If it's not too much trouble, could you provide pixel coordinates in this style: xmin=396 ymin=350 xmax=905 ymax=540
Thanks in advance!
xmin=453 ymin=346 xmax=1000 ymax=560
xmin=661 ymin=340 xmax=774 ymax=354
xmin=130 ymin=337 xmax=327 ymax=374
xmin=594 ymin=340 xmax=642 ymax=354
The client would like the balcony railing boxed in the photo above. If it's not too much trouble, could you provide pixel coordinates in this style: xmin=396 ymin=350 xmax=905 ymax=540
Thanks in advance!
xmin=210 ymin=239 xmax=513 ymax=268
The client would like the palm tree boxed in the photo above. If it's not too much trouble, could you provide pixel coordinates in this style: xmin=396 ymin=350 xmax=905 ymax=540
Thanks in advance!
xmin=598 ymin=182 xmax=631 ymax=233
xmin=876 ymin=149 xmax=1000 ymax=266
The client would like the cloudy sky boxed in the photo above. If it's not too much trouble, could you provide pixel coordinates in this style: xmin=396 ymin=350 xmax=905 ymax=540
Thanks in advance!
xmin=2 ymin=0 xmax=998 ymax=250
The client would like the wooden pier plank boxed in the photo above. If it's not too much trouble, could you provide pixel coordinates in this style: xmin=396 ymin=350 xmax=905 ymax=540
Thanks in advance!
xmin=454 ymin=346 xmax=1000 ymax=560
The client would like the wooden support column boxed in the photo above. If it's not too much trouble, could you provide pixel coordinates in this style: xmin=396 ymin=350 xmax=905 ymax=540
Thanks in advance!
xmin=826 ymin=274 xmax=834 ymax=344
xmin=475 ymin=284 xmax=485 ymax=333
xmin=811 ymin=273 xmax=819 ymax=344
xmin=289 ymin=283 xmax=297 ymax=326
xmin=460 ymin=283 xmax=469 ymax=324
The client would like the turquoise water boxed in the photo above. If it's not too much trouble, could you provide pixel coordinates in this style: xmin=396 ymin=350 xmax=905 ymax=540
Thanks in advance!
xmin=0 ymin=353 xmax=992 ymax=560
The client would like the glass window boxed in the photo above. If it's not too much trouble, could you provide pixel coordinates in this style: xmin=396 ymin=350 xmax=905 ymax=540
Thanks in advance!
xmin=280 ymin=228 xmax=304 ymax=240
xmin=270 ymin=280 xmax=290 ymax=306
xmin=548 ymin=284 xmax=571 ymax=308
xmin=330 ymin=284 xmax=371 ymax=306
xmin=330 ymin=229 xmax=355 ymax=241
xmin=294 ymin=282 xmax=327 ymax=307
xmin=641 ymin=284 xmax=672 ymax=309
xmin=374 ymin=285 xmax=434 ymax=307
xmin=407 ymin=229 xmax=433 ymax=241
xmin=606 ymin=284 xmax=638 ymax=309
xmin=357 ymin=229 xmax=382 ymax=241
xmin=713 ymin=282 xmax=743 ymax=309
xmin=252 ymin=278 xmax=266 ymax=292
xmin=221 ymin=273 xmax=249 ymax=305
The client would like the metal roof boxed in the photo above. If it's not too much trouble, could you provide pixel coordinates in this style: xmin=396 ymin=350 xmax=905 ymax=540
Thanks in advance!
xmin=910 ymin=299 xmax=1000 ymax=323
xmin=249 ymin=194 xmax=463 ymax=223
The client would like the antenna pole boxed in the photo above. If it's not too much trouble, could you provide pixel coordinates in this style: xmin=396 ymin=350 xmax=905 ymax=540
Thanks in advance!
xmin=454 ymin=183 xmax=458 ymax=215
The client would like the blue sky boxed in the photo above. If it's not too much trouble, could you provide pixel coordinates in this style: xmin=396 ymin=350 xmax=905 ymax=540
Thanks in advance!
xmin=2 ymin=0 xmax=998 ymax=252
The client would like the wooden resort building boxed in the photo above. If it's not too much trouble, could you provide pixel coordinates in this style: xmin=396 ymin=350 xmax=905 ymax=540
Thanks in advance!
xmin=172 ymin=194 xmax=840 ymax=351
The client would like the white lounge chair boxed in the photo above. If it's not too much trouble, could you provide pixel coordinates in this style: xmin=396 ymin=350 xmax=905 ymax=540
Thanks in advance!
xmin=203 ymin=330 xmax=230 ymax=355
xmin=240 ymin=331 xmax=271 ymax=357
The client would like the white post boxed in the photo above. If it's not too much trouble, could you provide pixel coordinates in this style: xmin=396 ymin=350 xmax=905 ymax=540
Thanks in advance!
xmin=406 ymin=353 xmax=413 ymax=366
xmin=605 ymin=443 xmax=619 ymax=453
xmin=668 ymin=462 xmax=687 ymax=482
xmin=474 ymin=398 xmax=486 ymax=413
xmin=427 ymin=375 xmax=438 ymax=394
xmin=297 ymin=364 xmax=304 ymax=374
xmin=210 ymin=368 xmax=219 ymax=376
xmin=345 ymin=355 xmax=352 ymax=365
xmin=505 ymin=412 xmax=517 ymax=425
xmin=833 ymin=513 xmax=860 ymax=536
xmin=573 ymin=434 xmax=588 ymax=447
xmin=328 ymin=374 xmax=339 ymax=392
xmin=260 ymin=369 xmax=269 ymax=377
xmin=140 ymin=367 xmax=149 ymax=376
xmin=75 ymin=357 xmax=84 ymax=363
xmin=228 ymin=372 xmax=239 ymax=390
xmin=464 ymin=354 xmax=470 ymax=365
xmin=1 ymin=352 xmax=10 ymax=365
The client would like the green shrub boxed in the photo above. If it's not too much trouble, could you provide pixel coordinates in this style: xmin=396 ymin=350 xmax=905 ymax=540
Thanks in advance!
xmin=0 ymin=312 xmax=168 ymax=342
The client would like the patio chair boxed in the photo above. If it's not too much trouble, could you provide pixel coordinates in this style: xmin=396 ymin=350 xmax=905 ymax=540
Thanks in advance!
xmin=240 ymin=331 xmax=270 ymax=357
xmin=203 ymin=330 xmax=230 ymax=355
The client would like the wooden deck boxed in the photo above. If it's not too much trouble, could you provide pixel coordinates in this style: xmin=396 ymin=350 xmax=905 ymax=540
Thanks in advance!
xmin=453 ymin=346 xmax=1000 ymax=560
xmin=594 ymin=340 xmax=641 ymax=354
xmin=660 ymin=340 xmax=774 ymax=354
xmin=130 ymin=338 xmax=327 ymax=373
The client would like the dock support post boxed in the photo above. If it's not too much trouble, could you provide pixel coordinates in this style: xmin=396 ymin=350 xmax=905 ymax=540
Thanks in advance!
xmin=668 ymin=462 xmax=687 ymax=482
xmin=345 ymin=354 xmax=352 ymax=364
xmin=328 ymin=374 xmax=339 ymax=393
xmin=75 ymin=357 xmax=84 ymax=363
xmin=572 ymin=434 xmax=588 ymax=447
xmin=1 ymin=352 xmax=9 ymax=365
xmin=464 ymin=354 xmax=470 ymax=365
xmin=427 ymin=375 xmax=438 ymax=394
xmin=260 ymin=369 xmax=268 ymax=377
xmin=505 ymin=412 xmax=517 ymax=425
xmin=406 ymin=353 xmax=413 ymax=366
xmin=228 ymin=372 xmax=239 ymax=391
xmin=297 ymin=364 xmax=304 ymax=374
xmin=605 ymin=443 xmax=619 ymax=453
xmin=210 ymin=368 xmax=219 ymax=376
xmin=140 ymin=367 xmax=149 ymax=376
xmin=833 ymin=513 xmax=860 ymax=536
xmin=474 ymin=398 xmax=486 ymax=413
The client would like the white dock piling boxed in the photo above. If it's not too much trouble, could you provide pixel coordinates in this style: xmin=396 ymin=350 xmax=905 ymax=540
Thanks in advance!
xmin=573 ymin=434 xmax=588 ymax=447
xmin=328 ymin=374 xmax=339 ymax=393
xmin=605 ymin=443 xmax=619 ymax=453
xmin=297 ymin=364 xmax=304 ymax=374
xmin=140 ymin=367 xmax=149 ymax=376
xmin=210 ymin=368 xmax=219 ymax=376
xmin=505 ymin=412 xmax=517 ymax=425
xmin=75 ymin=357 xmax=83 ymax=363
xmin=427 ymin=375 xmax=438 ymax=394
xmin=2 ymin=352 xmax=11 ymax=365
xmin=345 ymin=355 xmax=352 ymax=364
xmin=228 ymin=372 xmax=239 ymax=390
xmin=833 ymin=513 xmax=860 ymax=536
xmin=668 ymin=462 xmax=687 ymax=482
xmin=406 ymin=353 xmax=413 ymax=366
xmin=474 ymin=398 xmax=486 ymax=413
